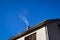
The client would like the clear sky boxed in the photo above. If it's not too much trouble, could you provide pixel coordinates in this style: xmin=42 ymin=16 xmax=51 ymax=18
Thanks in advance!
xmin=0 ymin=0 xmax=60 ymax=40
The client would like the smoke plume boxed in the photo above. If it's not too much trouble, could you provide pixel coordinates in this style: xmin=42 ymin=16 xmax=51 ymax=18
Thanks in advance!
xmin=19 ymin=15 xmax=29 ymax=26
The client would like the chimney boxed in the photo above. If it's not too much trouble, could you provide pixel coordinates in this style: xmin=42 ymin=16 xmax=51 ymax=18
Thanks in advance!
xmin=26 ymin=26 xmax=30 ymax=30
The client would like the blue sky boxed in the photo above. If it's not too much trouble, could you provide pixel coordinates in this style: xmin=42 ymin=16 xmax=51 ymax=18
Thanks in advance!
xmin=0 ymin=0 xmax=60 ymax=40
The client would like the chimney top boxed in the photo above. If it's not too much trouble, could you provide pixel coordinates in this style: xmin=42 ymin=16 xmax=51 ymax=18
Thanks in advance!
xmin=26 ymin=26 xmax=30 ymax=30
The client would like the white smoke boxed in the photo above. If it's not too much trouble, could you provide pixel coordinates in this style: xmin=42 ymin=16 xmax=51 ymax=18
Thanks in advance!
xmin=19 ymin=15 xmax=29 ymax=26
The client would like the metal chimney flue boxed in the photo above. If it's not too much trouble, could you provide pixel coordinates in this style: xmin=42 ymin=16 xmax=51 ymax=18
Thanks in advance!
xmin=26 ymin=26 xmax=30 ymax=30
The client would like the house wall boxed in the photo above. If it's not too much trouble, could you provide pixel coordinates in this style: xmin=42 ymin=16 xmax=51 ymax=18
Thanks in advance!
xmin=17 ymin=27 xmax=47 ymax=40
xmin=47 ymin=21 xmax=60 ymax=40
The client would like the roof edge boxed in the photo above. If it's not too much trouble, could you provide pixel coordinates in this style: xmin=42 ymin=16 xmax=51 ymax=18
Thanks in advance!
xmin=9 ymin=18 xmax=60 ymax=40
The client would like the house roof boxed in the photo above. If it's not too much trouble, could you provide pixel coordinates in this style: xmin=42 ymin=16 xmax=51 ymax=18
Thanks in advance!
xmin=9 ymin=18 xmax=60 ymax=40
